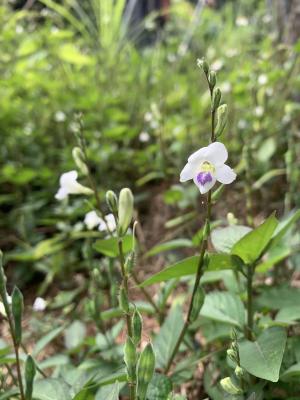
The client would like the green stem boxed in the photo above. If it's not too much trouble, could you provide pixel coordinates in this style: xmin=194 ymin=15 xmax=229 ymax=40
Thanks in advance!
xmin=246 ymin=265 xmax=254 ymax=340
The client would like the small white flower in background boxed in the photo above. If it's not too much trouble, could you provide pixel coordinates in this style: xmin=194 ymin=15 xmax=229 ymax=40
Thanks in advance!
xmin=254 ymin=106 xmax=264 ymax=117
xmin=236 ymin=16 xmax=249 ymax=26
xmin=144 ymin=112 xmax=153 ymax=122
xmin=238 ymin=119 xmax=247 ymax=129
xmin=33 ymin=297 xmax=47 ymax=312
xmin=6 ymin=293 xmax=12 ymax=304
xmin=211 ymin=59 xmax=224 ymax=71
xmin=54 ymin=111 xmax=66 ymax=122
xmin=180 ymin=142 xmax=236 ymax=194
xmin=84 ymin=211 xmax=116 ymax=232
xmin=139 ymin=131 xmax=150 ymax=143
xmin=55 ymin=170 xmax=93 ymax=200
xmin=84 ymin=211 xmax=102 ymax=230
xmin=258 ymin=74 xmax=268 ymax=85
xmin=98 ymin=213 xmax=116 ymax=232
xmin=220 ymin=82 xmax=232 ymax=94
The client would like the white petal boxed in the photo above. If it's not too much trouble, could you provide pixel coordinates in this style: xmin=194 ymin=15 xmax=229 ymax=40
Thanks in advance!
xmin=187 ymin=146 xmax=208 ymax=163
xmin=55 ymin=188 xmax=68 ymax=200
xmin=180 ymin=162 xmax=198 ymax=182
xmin=193 ymin=175 xmax=216 ymax=194
xmin=84 ymin=211 xmax=102 ymax=230
xmin=215 ymin=164 xmax=236 ymax=184
xmin=98 ymin=219 xmax=107 ymax=232
xmin=205 ymin=142 xmax=228 ymax=165
xmin=60 ymin=170 xmax=78 ymax=188
xmin=105 ymin=214 xmax=116 ymax=231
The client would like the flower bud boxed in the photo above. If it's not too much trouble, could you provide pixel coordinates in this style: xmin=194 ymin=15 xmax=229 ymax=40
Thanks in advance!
xmin=119 ymin=286 xmax=129 ymax=313
xmin=12 ymin=286 xmax=23 ymax=346
xmin=197 ymin=58 xmax=209 ymax=75
xmin=208 ymin=71 xmax=216 ymax=89
xmin=215 ymin=104 xmax=228 ymax=137
xmin=234 ymin=365 xmax=245 ymax=379
xmin=25 ymin=355 xmax=36 ymax=400
xmin=106 ymin=190 xmax=118 ymax=214
xmin=124 ymin=337 xmax=137 ymax=381
xmin=72 ymin=147 xmax=88 ymax=176
xmin=125 ymin=251 xmax=136 ymax=274
xmin=132 ymin=309 xmax=143 ymax=346
xmin=137 ymin=343 xmax=156 ymax=400
xmin=211 ymin=88 xmax=222 ymax=112
xmin=220 ymin=377 xmax=242 ymax=395
xmin=118 ymin=188 xmax=134 ymax=236
xmin=190 ymin=286 xmax=205 ymax=322
xmin=226 ymin=348 xmax=237 ymax=363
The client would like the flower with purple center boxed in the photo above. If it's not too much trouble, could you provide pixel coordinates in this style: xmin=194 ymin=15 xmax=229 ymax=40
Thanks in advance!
xmin=180 ymin=142 xmax=236 ymax=194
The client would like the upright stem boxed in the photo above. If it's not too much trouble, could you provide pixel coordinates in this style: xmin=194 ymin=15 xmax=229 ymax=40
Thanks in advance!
xmin=246 ymin=265 xmax=254 ymax=340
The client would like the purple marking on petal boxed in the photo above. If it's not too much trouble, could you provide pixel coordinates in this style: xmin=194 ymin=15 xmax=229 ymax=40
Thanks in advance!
xmin=197 ymin=172 xmax=212 ymax=185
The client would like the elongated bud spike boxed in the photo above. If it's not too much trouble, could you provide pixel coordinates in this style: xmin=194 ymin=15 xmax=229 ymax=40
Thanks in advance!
xmin=197 ymin=58 xmax=209 ymax=75
xmin=215 ymin=104 xmax=228 ymax=137
xmin=106 ymin=190 xmax=118 ymax=214
xmin=208 ymin=71 xmax=216 ymax=89
xmin=12 ymin=286 xmax=23 ymax=346
xmin=72 ymin=147 xmax=88 ymax=176
xmin=227 ymin=348 xmax=237 ymax=363
xmin=190 ymin=286 xmax=205 ymax=322
xmin=125 ymin=251 xmax=136 ymax=274
xmin=118 ymin=188 xmax=134 ymax=236
xmin=132 ymin=309 xmax=143 ymax=346
xmin=212 ymin=88 xmax=222 ymax=112
xmin=137 ymin=343 xmax=155 ymax=400
xmin=220 ymin=377 xmax=243 ymax=395
xmin=119 ymin=286 xmax=129 ymax=313
xmin=124 ymin=338 xmax=137 ymax=382
xmin=25 ymin=355 xmax=36 ymax=400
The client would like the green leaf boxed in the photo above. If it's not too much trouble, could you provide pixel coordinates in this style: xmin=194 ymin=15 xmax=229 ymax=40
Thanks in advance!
xmin=32 ymin=378 xmax=72 ymax=400
xmin=58 ymin=44 xmax=93 ymax=65
xmin=231 ymin=213 xmax=278 ymax=264
xmin=256 ymin=285 xmax=300 ymax=310
xmin=93 ymin=235 xmax=133 ymax=257
xmin=33 ymin=327 xmax=64 ymax=357
xmin=268 ymin=210 xmax=300 ymax=249
xmin=145 ymin=239 xmax=193 ymax=258
xmin=96 ymin=382 xmax=124 ymax=400
xmin=256 ymin=245 xmax=291 ymax=273
xmin=147 ymin=374 xmax=172 ymax=399
xmin=275 ymin=306 xmax=300 ymax=324
xmin=200 ymin=291 xmax=245 ymax=328
xmin=153 ymin=306 xmax=184 ymax=369
xmin=64 ymin=320 xmax=86 ymax=349
xmin=280 ymin=362 xmax=300 ymax=382
xmin=211 ymin=225 xmax=252 ymax=253
xmin=140 ymin=254 xmax=240 ymax=287
xmin=239 ymin=327 xmax=287 ymax=382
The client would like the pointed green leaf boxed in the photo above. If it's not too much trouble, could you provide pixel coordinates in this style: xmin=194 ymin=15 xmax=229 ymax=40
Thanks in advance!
xmin=211 ymin=225 xmax=252 ymax=253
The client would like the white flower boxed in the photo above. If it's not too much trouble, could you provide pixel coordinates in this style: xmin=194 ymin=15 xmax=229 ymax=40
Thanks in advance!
xmin=258 ymin=74 xmax=268 ymax=85
xmin=55 ymin=170 xmax=93 ymax=200
xmin=54 ymin=111 xmax=66 ymax=122
xmin=254 ymin=106 xmax=264 ymax=117
xmin=180 ymin=142 xmax=236 ymax=194
xmin=139 ymin=131 xmax=150 ymax=143
xmin=33 ymin=297 xmax=47 ymax=311
xmin=98 ymin=213 xmax=116 ymax=232
xmin=84 ymin=211 xmax=102 ymax=230
xmin=236 ymin=16 xmax=249 ymax=26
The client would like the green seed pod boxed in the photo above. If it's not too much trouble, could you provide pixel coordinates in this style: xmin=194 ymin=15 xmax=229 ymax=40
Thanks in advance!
xmin=0 ymin=250 xmax=7 ymax=297
xmin=190 ymin=286 xmax=205 ymax=322
xmin=72 ymin=147 xmax=88 ymax=176
xmin=220 ymin=377 xmax=242 ymax=395
xmin=215 ymin=104 xmax=228 ymax=137
xmin=226 ymin=348 xmax=237 ymax=363
xmin=137 ymin=343 xmax=155 ymax=400
xmin=197 ymin=58 xmax=209 ymax=75
xmin=106 ymin=190 xmax=118 ymax=214
xmin=125 ymin=251 xmax=136 ymax=274
xmin=208 ymin=71 xmax=216 ymax=89
xmin=132 ymin=309 xmax=143 ymax=346
xmin=211 ymin=88 xmax=222 ymax=112
xmin=124 ymin=337 xmax=137 ymax=382
xmin=234 ymin=365 xmax=245 ymax=380
xmin=118 ymin=188 xmax=134 ymax=236
xmin=119 ymin=286 xmax=129 ymax=313
xmin=12 ymin=286 xmax=23 ymax=346
xmin=25 ymin=355 xmax=36 ymax=400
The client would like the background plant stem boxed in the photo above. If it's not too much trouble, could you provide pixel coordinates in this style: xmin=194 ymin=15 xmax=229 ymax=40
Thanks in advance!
xmin=246 ymin=264 xmax=254 ymax=340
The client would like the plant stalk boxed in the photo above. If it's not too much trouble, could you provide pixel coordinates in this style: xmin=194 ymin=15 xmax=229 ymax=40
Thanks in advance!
xmin=246 ymin=265 xmax=254 ymax=340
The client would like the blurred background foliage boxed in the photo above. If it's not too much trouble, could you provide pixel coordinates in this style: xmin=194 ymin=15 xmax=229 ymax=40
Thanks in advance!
xmin=0 ymin=0 xmax=299 ymax=287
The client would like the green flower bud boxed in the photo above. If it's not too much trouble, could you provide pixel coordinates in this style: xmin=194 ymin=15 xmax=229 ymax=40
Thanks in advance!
xmin=25 ymin=355 xmax=36 ymax=400
xmin=220 ymin=377 xmax=243 ymax=395
xmin=212 ymin=88 xmax=222 ymax=112
xmin=124 ymin=337 xmax=137 ymax=382
xmin=227 ymin=348 xmax=237 ymax=363
xmin=132 ymin=309 xmax=143 ymax=346
xmin=208 ymin=71 xmax=216 ymax=89
xmin=197 ymin=58 xmax=209 ymax=75
xmin=190 ymin=286 xmax=205 ymax=322
xmin=119 ymin=286 xmax=129 ymax=313
xmin=137 ymin=343 xmax=156 ymax=400
xmin=234 ymin=365 xmax=245 ymax=379
xmin=118 ymin=188 xmax=134 ymax=236
xmin=12 ymin=286 xmax=23 ymax=346
xmin=106 ymin=190 xmax=118 ymax=214
xmin=125 ymin=251 xmax=136 ymax=274
xmin=72 ymin=147 xmax=88 ymax=176
xmin=215 ymin=104 xmax=228 ymax=137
